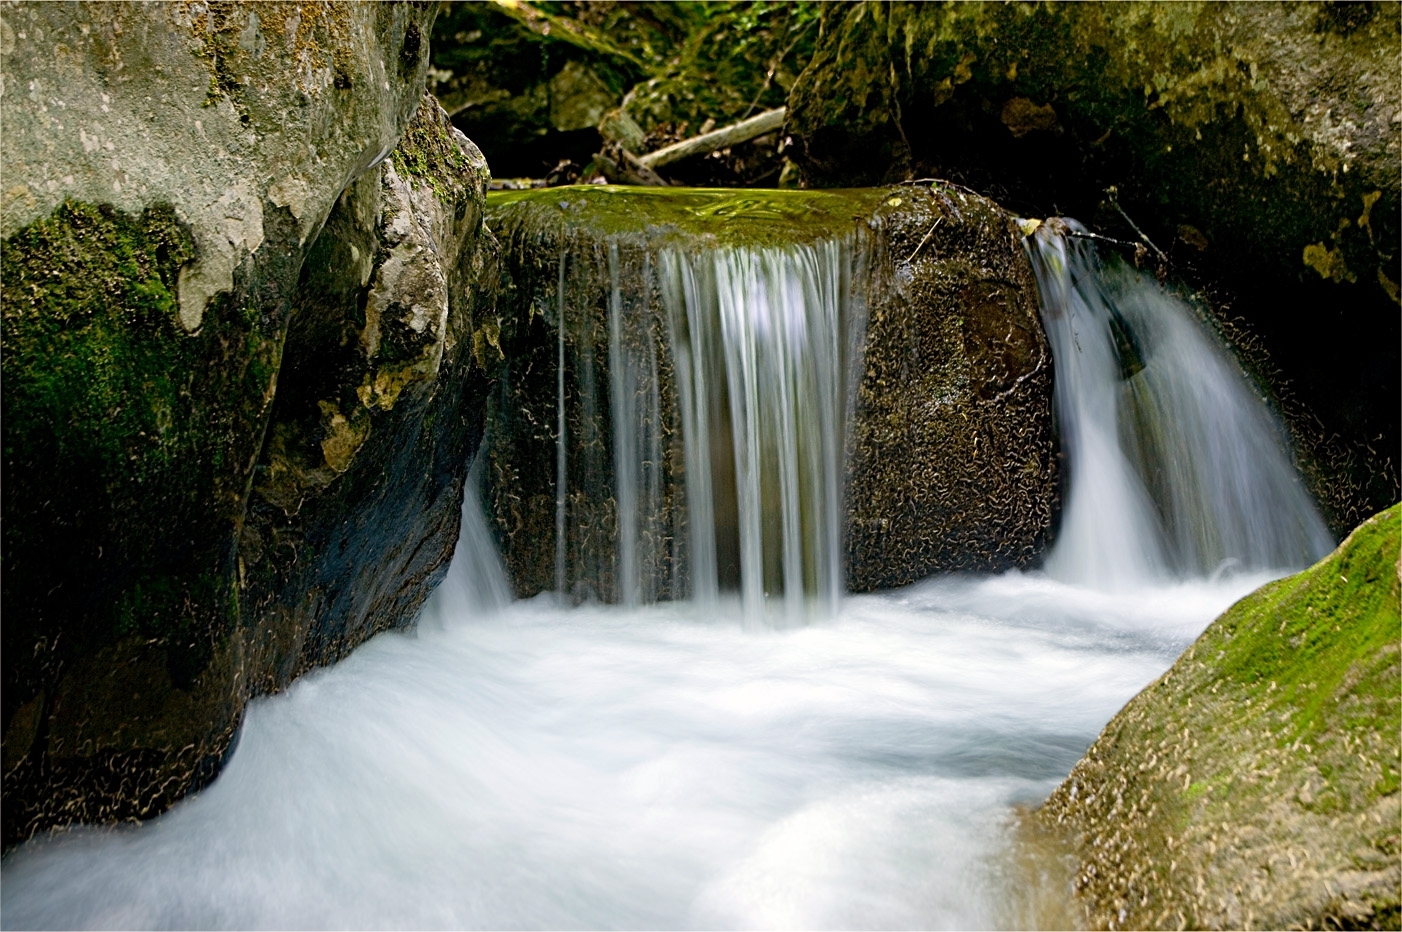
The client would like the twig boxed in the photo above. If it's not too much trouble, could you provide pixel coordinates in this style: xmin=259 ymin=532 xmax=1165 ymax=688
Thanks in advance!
xmin=906 ymin=217 xmax=942 ymax=263
xmin=1065 ymin=229 xmax=1140 ymax=251
xmin=1104 ymin=185 xmax=1166 ymax=262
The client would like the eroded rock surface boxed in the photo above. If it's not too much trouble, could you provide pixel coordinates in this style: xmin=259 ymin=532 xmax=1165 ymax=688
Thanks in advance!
xmin=1035 ymin=504 xmax=1401 ymax=930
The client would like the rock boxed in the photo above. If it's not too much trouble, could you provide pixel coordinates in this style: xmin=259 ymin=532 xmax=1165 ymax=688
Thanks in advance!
xmin=785 ymin=1 xmax=1401 ymax=532
xmin=238 ymin=96 xmax=495 ymax=697
xmin=1032 ymin=503 xmax=1401 ymax=930
xmin=481 ymin=184 xmax=1055 ymax=598
xmin=848 ymin=185 xmax=1057 ymax=587
xmin=1 ymin=3 xmax=488 ymax=846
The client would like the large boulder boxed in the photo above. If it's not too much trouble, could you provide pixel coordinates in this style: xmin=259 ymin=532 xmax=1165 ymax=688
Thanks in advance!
xmin=482 ymin=184 xmax=1055 ymax=598
xmin=1034 ymin=503 xmax=1401 ymax=929
xmin=786 ymin=1 xmax=1401 ymax=532
xmin=1 ymin=3 xmax=491 ymax=845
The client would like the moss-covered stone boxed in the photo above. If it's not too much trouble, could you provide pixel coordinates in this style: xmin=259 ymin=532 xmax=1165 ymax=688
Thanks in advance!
xmin=0 ymin=2 xmax=463 ymax=847
xmin=1034 ymin=503 xmax=1401 ymax=929
xmin=786 ymin=1 xmax=1400 ymax=531
xmin=483 ymin=184 xmax=1055 ymax=596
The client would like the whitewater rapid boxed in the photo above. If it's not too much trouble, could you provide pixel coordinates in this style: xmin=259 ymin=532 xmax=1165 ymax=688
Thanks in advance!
xmin=1 ymin=547 xmax=1273 ymax=930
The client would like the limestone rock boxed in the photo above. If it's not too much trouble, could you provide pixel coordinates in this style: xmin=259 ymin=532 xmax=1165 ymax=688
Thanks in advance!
xmin=238 ymin=96 xmax=496 ymax=698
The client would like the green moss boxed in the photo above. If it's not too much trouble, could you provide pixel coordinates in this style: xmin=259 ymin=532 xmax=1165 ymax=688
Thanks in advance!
xmin=487 ymin=184 xmax=894 ymax=248
xmin=2 ymin=201 xmax=197 ymax=482
xmin=1040 ymin=504 xmax=1401 ymax=928
xmin=390 ymin=97 xmax=474 ymax=203
xmin=2 ymin=199 xmax=238 ymax=706
xmin=1209 ymin=503 xmax=1400 ymax=747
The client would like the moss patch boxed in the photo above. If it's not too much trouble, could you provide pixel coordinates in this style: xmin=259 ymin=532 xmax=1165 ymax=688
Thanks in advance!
xmin=488 ymin=184 xmax=894 ymax=249
xmin=390 ymin=96 xmax=473 ymax=203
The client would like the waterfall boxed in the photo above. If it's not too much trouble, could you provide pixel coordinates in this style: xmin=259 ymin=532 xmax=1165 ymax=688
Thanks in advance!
xmin=548 ymin=236 xmax=864 ymax=619
xmin=660 ymin=242 xmax=855 ymax=620
xmin=1025 ymin=220 xmax=1333 ymax=588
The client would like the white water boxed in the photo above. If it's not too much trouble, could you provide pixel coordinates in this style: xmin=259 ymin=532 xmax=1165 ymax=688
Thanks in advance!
xmin=0 ymin=484 xmax=1273 ymax=929
xmin=1 ymin=223 xmax=1333 ymax=929
xmin=1026 ymin=221 xmax=1332 ymax=588
xmin=658 ymin=241 xmax=859 ymax=619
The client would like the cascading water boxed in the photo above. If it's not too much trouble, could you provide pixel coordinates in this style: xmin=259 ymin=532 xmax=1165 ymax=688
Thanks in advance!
xmin=1 ymin=198 xmax=1337 ymax=931
xmin=545 ymin=235 xmax=863 ymax=620
xmin=1026 ymin=219 xmax=1333 ymax=589
xmin=658 ymin=241 xmax=856 ymax=619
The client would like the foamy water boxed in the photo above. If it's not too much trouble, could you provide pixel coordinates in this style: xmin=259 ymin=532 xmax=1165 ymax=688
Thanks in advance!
xmin=1 ymin=562 xmax=1273 ymax=930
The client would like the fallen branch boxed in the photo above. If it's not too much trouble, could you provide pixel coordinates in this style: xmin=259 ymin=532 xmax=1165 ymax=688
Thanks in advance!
xmin=593 ymin=152 xmax=670 ymax=187
xmin=636 ymin=107 xmax=786 ymax=172
xmin=1104 ymin=185 xmax=1167 ymax=263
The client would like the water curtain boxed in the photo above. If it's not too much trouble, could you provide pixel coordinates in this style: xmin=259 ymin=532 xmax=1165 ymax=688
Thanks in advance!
xmin=1025 ymin=220 xmax=1332 ymax=588
xmin=552 ymin=236 xmax=865 ymax=619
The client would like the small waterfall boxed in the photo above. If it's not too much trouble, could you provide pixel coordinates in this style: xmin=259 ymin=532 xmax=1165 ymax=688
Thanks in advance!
xmin=660 ymin=242 xmax=856 ymax=620
xmin=1026 ymin=220 xmax=1333 ymax=587
xmin=422 ymin=452 xmax=513 ymax=624
xmin=547 ymin=236 xmax=864 ymax=619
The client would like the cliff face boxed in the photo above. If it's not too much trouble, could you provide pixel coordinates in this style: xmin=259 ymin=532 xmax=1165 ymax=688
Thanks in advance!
xmin=2 ymin=3 xmax=492 ymax=846
xmin=1035 ymin=504 xmax=1401 ymax=930
xmin=786 ymin=1 xmax=1401 ymax=532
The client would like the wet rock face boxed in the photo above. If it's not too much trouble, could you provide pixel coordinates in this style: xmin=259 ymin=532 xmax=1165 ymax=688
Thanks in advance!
xmin=0 ymin=2 xmax=488 ymax=846
xmin=1034 ymin=504 xmax=1401 ymax=930
xmin=482 ymin=185 xmax=1056 ymax=599
xmin=786 ymin=1 xmax=1401 ymax=531
xmin=847 ymin=187 xmax=1056 ymax=589
xmin=238 ymin=98 xmax=496 ymax=697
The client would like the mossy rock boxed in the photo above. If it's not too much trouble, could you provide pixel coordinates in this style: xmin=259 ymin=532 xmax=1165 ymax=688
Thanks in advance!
xmin=786 ymin=1 xmax=1400 ymax=532
xmin=1035 ymin=503 xmax=1402 ymax=929
xmin=0 ymin=2 xmax=478 ymax=848
xmin=483 ymin=184 xmax=1055 ymax=597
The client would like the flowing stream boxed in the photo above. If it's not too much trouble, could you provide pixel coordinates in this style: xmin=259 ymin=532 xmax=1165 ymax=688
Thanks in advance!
xmin=1 ymin=220 xmax=1331 ymax=930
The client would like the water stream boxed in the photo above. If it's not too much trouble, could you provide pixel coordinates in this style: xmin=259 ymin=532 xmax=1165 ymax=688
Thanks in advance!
xmin=0 ymin=219 xmax=1331 ymax=930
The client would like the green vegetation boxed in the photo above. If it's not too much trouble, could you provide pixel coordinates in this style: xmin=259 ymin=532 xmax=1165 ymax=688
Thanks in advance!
xmin=390 ymin=96 xmax=474 ymax=202
xmin=487 ymin=184 xmax=892 ymax=248
xmin=430 ymin=1 xmax=821 ymax=181
xmin=2 ymin=201 xmax=197 ymax=484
